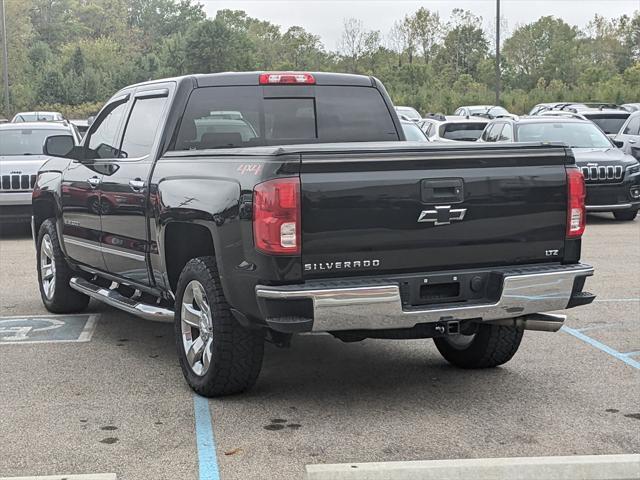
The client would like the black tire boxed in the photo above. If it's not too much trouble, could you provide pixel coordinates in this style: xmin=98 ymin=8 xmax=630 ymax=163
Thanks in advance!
xmin=174 ymin=256 xmax=264 ymax=397
xmin=36 ymin=219 xmax=90 ymax=313
xmin=433 ymin=322 xmax=524 ymax=369
xmin=613 ymin=209 xmax=638 ymax=221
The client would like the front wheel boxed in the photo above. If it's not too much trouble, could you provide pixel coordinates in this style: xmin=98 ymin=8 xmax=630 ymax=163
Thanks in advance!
xmin=433 ymin=322 xmax=524 ymax=369
xmin=37 ymin=219 xmax=90 ymax=313
xmin=613 ymin=209 xmax=638 ymax=221
xmin=174 ymin=257 xmax=264 ymax=397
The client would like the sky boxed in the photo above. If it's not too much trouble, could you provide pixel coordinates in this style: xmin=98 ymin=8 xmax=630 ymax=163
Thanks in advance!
xmin=199 ymin=0 xmax=639 ymax=50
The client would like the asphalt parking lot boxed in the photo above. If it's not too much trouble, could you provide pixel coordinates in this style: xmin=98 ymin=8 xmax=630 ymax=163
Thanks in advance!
xmin=0 ymin=214 xmax=638 ymax=480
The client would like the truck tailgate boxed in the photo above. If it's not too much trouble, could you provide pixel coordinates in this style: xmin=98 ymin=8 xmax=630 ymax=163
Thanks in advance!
xmin=300 ymin=143 xmax=570 ymax=279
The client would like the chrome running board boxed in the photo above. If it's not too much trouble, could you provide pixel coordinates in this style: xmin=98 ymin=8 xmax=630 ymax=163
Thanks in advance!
xmin=70 ymin=277 xmax=174 ymax=323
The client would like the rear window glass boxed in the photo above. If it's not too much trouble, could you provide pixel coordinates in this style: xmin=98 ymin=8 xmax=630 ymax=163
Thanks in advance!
xmin=172 ymin=85 xmax=398 ymax=150
xmin=316 ymin=86 xmax=398 ymax=142
xmin=440 ymin=122 xmax=487 ymax=141
xmin=582 ymin=114 xmax=630 ymax=134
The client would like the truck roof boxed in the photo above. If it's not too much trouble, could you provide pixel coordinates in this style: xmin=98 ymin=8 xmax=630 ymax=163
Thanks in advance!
xmin=125 ymin=71 xmax=376 ymax=90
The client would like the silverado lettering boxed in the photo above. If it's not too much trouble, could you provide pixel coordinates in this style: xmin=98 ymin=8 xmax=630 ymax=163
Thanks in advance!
xmin=304 ymin=260 xmax=381 ymax=271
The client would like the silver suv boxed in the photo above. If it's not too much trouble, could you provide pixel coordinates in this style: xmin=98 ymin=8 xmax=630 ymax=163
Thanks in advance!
xmin=0 ymin=122 xmax=80 ymax=223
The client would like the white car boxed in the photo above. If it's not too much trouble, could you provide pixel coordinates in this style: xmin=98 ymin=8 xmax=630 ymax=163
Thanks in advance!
xmin=394 ymin=106 xmax=422 ymax=122
xmin=418 ymin=115 xmax=489 ymax=142
xmin=11 ymin=111 xmax=65 ymax=123
xmin=0 ymin=122 xmax=80 ymax=223
xmin=454 ymin=105 xmax=512 ymax=118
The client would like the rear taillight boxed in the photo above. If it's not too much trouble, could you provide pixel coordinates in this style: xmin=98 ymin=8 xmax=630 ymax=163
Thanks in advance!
xmin=566 ymin=167 xmax=586 ymax=238
xmin=253 ymin=177 xmax=301 ymax=255
xmin=259 ymin=72 xmax=315 ymax=85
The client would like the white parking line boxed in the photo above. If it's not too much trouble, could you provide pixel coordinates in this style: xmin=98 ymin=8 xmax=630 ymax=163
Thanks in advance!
xmin=0 ymin=474 xmax=116 ymax=480
xmin=306 ymin=454 xmax=640 ymax=480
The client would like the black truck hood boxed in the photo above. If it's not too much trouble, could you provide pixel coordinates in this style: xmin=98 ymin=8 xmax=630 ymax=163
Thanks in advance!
xmin=572 ymin=147 xmax=637 ymax=167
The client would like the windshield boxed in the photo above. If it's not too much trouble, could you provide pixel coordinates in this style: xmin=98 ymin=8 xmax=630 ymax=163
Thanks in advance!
xmin=402 ymin=122 xmax=428 ymax=141
xmin=396 ymin=107 xmax=421 ymax=120
xmin=581 ymin=114 xmax=630 ymax=134
xmin=517 ymin=122 xmax=613 ymax=148
xmin=440 ymin=122 xmax=487 ymax=141
xmin=0 ymin=128 xmax=62 ymax=156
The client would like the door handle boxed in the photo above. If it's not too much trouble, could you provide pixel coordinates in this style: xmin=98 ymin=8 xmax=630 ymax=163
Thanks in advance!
xmin=629 ymin=139 xmax=637 ymax=144
xmin=421 ymin=178 xmax=464 ymax=204
xmin=129 ymin=179 xmax=145 ymax=192
xmin=87 ymin=176 xmax=101 ymax=188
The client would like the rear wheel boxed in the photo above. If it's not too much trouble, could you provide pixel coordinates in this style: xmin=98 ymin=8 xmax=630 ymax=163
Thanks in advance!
xmin=37 ymin=219 xmax=90 ymax=313
xmin=433 ymin=322 xmax=524 ymax=368
xmin=174 ymin=257 xmax=264 ymax=397
xmin=613 ymin=209 xmax=638 ymax=221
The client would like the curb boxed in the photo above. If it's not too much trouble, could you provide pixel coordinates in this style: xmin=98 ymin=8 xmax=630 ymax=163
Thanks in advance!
xmin=0 ymin=475 xmax=117 ymax=480
xmin=306 ymin=454 xmax=640 ymax=480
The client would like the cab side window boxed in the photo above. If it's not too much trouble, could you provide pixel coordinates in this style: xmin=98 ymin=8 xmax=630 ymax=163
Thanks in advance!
xmin=482 ymin=124 xmax=498 ymax=142
xmin=486 ymin=123 xmax=503 ymax=142
xmin=499 ymin=123 xmax=513 ymax=142
xmin=85 ymin=100 xmax=128 ymax=160
xmin=119 ymin=96 xmax=168 ymax=159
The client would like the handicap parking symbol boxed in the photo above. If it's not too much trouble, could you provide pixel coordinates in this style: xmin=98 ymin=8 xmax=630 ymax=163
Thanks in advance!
xmin=0 ymin=315 xmax=98 ymax=344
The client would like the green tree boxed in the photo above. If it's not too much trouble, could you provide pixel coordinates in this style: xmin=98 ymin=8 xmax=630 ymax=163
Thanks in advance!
xmin=435 ymin=9 xmax=489 ymax=77
xmin=502 ymin=16 xmax=579 ymax=90
xmin=182 ymin=17 xmax=255 ymax=73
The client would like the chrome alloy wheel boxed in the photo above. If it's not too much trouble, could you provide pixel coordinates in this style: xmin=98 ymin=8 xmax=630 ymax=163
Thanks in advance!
xmin=40 ymin=233 xmax=56 ymax=300
xmin=181 ymin=280 xmax=214 ymax=376
xmin=444 ymin=333 xmax=476 ymax=350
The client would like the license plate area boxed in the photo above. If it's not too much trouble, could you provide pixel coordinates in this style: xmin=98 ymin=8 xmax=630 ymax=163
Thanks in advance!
xmin=420 ymin=282 xmax=460 ymax=301
xmin=400 ymin=271 xmax=499 ymax=308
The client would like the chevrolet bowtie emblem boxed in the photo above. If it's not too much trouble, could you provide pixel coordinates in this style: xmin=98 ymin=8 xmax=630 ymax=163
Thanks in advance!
xmin=417 ymin=205 xmax=467 ymax=226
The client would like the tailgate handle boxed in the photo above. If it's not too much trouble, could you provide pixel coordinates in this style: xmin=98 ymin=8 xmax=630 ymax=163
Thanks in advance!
xmin=421 ymin=178 xmax=464 ymax=204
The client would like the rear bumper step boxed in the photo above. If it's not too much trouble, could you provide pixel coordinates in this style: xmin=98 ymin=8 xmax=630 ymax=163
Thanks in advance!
xmin=70 ymin=277 xmax=174 ymax=323
xmin=256 ymin=263 xmax=594 ymax=332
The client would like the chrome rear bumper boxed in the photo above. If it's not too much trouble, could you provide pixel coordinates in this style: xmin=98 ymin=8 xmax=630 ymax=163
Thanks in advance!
xmin=586 ymin=203 xmax=636 ymax=211
xmin=256 ymin=264 xmax=594 ymax=332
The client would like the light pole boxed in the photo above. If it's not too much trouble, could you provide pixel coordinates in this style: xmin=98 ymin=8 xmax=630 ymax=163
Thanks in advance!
xmin=495 ymin=0 xmax=501 ymax=105
xmin=0 ymin=0 xmax=9 ymax=116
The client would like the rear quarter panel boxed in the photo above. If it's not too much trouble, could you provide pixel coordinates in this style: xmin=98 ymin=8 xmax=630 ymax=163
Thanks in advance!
xmin=149 ymin=151 xmax=302 ymax=318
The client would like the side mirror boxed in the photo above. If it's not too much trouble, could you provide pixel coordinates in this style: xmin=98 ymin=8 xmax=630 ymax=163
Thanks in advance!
xmin=43 ymin=135 xmax=75 ymax=157
xmin=612 ymin=139 xmax=624 ymax=149
xmin=87 ymin=116 xmax=95 ymax=126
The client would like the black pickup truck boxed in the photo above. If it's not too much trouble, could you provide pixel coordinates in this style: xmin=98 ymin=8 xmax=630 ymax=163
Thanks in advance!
xmin=33 ymin=72 xmax=595 ymax=396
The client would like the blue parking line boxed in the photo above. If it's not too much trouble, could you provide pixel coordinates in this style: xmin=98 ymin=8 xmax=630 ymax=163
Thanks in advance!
xmin=193 ymin=394 xmax=221 ymax=480
xmin=562 ymin=326 xmax=640 ymax=370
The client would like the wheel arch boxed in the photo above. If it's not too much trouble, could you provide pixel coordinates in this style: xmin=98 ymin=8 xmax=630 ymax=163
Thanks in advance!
xmin=162 ymin=220 xmax=218 ymax=293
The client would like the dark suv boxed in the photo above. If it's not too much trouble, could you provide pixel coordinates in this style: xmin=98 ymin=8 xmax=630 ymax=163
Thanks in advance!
xmin=480 ymin=117 xmax=640 ymax=220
